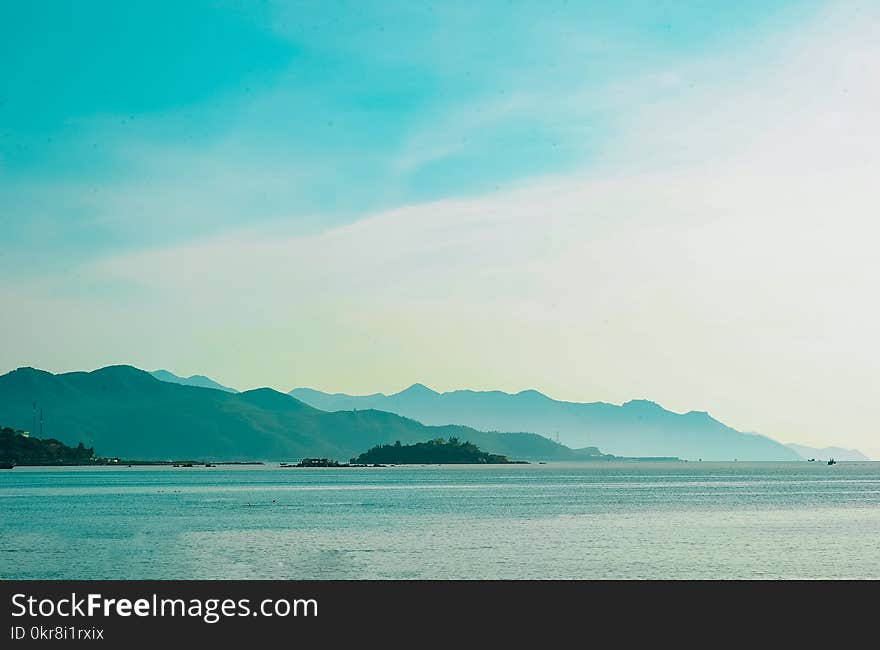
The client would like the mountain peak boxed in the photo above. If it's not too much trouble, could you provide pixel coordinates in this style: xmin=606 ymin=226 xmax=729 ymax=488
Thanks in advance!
xmin=238 ymin=387 xmax=313 ymax=411
xmin=399 ymin=383 xmax=437 ymax=396
xmin=515 ymin=389 xmax=550 ymax=400
xmin=92 ymin=364 xmax=150 ymax=376
xmin=76 ymin=365 xmax=158 ymax=384
xmin=622 ymin=399 xmax=664 ymax=410
xmin=0 ymin=365 xmax=158 ymax=392
xmin=150 ymin=369 xmax=237 ymax=393
xmin=10 ymin=366 xmax=53 ymax=377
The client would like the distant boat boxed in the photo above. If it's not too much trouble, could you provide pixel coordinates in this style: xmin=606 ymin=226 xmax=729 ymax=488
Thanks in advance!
xmin=0 ymin=461 xmax=15 ymax=470
xmin=827 ymin=458 xmax=836 ymax=466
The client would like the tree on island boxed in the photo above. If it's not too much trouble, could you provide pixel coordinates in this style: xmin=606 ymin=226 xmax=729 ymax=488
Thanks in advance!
xmin=351 ymin=437 xmax=514 ymax=465
xmin=0 ymin=426 xmax=95 ymax=465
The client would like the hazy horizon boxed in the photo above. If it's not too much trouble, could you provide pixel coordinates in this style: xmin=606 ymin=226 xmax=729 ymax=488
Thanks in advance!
xmin=1 ymin=362 xmax=872 ymax=459
xmin=2 ymin=2 xmax=878 ymax=458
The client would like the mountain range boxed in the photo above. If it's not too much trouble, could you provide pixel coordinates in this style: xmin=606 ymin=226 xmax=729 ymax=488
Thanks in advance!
xmin=0 ymin=366 xmax=585 ymax=461
xmin=290 ymin=384 xmax=802 ymax=461
xmin=150 ymin=369 xmax=238 ymax=393
xmin=784 ymin=443 xmax=869 ymax=462
xmin=0 ymin=365 xmax=861 ymax=462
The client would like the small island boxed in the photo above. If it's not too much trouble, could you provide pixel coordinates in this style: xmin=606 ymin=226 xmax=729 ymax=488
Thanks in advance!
xmin=351 ymin=437 xmax=524 ymax=465
xmin=1 ymin=426 xmax=96 ymax=467
xmin=284 ymin=458 xmax=346 ymax=468
xmin=1 ymin=426 xmax=264 ymax=468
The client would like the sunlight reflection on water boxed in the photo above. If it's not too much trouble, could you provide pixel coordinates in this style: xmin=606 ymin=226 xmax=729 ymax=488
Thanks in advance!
xmin=2 ymin=462 xmax=879 ymax=579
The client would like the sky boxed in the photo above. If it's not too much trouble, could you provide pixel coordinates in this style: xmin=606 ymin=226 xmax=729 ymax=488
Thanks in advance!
xmin=1 ymin=1 xmax=878 ymax=457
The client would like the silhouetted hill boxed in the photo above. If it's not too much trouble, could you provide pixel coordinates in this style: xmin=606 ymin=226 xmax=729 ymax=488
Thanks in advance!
xmin=289 ymin=385 xmax=799 ymax=461
xmin=786 ymin=443 xmax=869 ymax=462
xmin=0 ymin=426 xmax=94 ymax=465
xmin=352 ymin=438 xmax=513 ymax=465
xmin=151 ymin=369 xmax=237 ymax=392
xmin=0 ymin=366 xmax=582 ymax=461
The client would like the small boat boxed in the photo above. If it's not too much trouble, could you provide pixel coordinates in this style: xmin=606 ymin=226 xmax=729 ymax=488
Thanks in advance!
xmin=827 ymin=458 xmax=836 ymax=466
xmin=0 ymin=461 xmax=15 ymax=470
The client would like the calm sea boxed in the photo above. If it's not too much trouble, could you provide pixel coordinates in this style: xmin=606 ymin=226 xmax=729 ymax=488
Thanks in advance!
xmin=2 ymin=462 xmax=879 ymax=579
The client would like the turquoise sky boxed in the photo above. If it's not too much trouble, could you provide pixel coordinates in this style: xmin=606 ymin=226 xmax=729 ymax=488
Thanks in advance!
xmin=4 ymin=1 xmax=879 ymax=456
xmin=1 ymin=0 xmax=819 ymax=272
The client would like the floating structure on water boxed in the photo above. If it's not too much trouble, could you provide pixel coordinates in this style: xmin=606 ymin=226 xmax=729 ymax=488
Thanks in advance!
xmin=280 ymin=458 xmax=385 ymax=468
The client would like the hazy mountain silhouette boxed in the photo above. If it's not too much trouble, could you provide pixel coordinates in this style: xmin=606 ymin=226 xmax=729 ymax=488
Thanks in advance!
xmin=150 ymin=369 xmax=237 ymax=393
xmin=0 ymin=366 xmax=585 ymax=461
xmin=290 ymin=385 xmax=800 ymax=461
xmin=786 ymin=443 xmax=868 ymax=462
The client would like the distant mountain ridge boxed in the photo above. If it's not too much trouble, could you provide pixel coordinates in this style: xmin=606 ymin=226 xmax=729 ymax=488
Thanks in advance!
xmin=0 ymin=366 xmax=585 ymax=462
xmin=3 ymin=365 xmax=855 ymax=462
xmin=290 ymin=384 xmax=800 ymax=461
xmin=786 ymin=443 xmax=869 ymax=462
xmin=150 ymin=369 xmax=238 ymax=393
